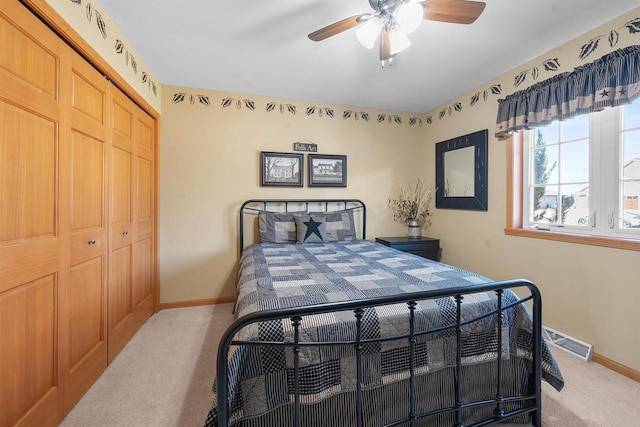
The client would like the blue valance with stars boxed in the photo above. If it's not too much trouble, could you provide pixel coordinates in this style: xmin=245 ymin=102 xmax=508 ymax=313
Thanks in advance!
xmin=495 ymin=45 xmax=640 ymax=139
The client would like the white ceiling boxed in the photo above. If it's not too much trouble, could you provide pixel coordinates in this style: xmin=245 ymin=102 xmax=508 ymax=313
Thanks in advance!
xmin=98 ymin=0 xmax=638 ymax=113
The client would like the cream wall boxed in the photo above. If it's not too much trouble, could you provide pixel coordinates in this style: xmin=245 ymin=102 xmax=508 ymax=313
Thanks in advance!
xmin=159 ymin=87 xmax=427 ymax=303
xmin=423 ymin=8 xmax=640 ymax=371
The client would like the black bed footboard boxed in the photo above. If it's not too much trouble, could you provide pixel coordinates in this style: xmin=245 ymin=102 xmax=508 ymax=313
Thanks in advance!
xmin=214 ymin=280 xmax=544 ymax=427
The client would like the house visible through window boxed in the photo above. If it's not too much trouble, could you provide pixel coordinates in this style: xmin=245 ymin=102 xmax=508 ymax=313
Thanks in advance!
xmin=522 ymin=97 xmax=640 ymax=239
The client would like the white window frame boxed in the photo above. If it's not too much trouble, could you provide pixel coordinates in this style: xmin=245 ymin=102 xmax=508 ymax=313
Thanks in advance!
xmin=522 ymin=103 xmax=640 ymax=241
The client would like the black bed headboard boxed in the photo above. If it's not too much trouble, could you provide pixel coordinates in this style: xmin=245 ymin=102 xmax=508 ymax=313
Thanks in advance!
xmin=239 ymin=199 xmax=366 ymax=253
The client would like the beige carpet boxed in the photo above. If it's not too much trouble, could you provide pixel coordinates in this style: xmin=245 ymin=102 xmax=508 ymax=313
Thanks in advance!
xmin=60 ymin=304 xmax=640 ymax=426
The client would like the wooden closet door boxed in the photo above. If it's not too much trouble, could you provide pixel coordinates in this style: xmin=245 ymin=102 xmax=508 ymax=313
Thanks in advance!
xmin=133 ymin=109 xmax=155 ymax=326
xmin=0 ymin=2 xmax=66 ymax=426
xmin=108 ymin=88 xmax=136 ymax=361
xmin=63 ymin=50 xmax=109 ymax=413
xmin=108 ymin=86 xmax=154 ymax=361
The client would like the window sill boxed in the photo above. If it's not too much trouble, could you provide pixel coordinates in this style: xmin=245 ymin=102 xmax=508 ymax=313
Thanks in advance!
xmin=504 ymin=228 xmax=640 ymax=252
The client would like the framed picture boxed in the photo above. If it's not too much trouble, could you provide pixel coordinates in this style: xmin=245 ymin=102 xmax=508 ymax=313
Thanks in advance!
xmin=260 ymin=151 xmax=303 ymax=187
xmin=435 ymin=129 xmax=488 ymax=211
xmin=308 ymin=154 xmax=347 ymax=187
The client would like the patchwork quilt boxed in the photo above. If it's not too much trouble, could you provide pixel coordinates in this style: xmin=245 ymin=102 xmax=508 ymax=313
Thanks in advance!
xmin=205 ymin=240 xmax=564 ymax=426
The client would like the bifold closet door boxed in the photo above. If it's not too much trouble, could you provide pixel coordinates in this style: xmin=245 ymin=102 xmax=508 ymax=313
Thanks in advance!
xmin=108 ymin=87 xmax=154 ymax=362
xmin=1 ymin=1 xmax=157 ymax=424
xmin=133 ymin=108 xmax=155 ymax=330
xmin=63 ymin=49 xmax=109 ymax=413
xmin=0 ymin=2 xmax=66 ymax=426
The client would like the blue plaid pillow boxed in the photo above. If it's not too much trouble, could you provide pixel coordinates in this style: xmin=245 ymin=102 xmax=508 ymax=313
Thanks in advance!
xmin=258 ymin=211 xmax=304 ymax=243
xmin=309 ymin=210 xmax=356 ymax=241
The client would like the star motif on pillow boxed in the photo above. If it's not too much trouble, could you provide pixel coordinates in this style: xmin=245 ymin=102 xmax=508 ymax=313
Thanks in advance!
xmin=303 ymin=217 xmax=323 ymax=241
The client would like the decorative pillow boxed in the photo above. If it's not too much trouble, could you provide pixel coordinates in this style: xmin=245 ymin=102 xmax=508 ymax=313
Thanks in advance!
xmin=258 ymin=211 xmax=304 ymax=243
xmin=310 ymin=209 xmax=357 ymax=241
xmin=294 ymin=215 xmax=328 ymax=243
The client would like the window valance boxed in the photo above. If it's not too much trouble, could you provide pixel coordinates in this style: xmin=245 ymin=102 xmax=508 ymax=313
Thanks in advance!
xmin=495 ymin=45 xmax=640 ymax=139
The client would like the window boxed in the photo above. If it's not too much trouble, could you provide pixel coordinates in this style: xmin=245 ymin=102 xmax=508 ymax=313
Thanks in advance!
xmin=516 ymin=98 xmax=640 ymax=243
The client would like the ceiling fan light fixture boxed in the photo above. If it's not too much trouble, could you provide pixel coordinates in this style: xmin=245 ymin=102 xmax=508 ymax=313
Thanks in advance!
xmin=395 ymin=1 xmax=424 ymax=34
xmin=355 ymin=17 xmax=382 ymax=49
xmin=308 ymin=0 xmax=487 ymax=65
xmin=388 ymin=27 xmax=411 ymax=55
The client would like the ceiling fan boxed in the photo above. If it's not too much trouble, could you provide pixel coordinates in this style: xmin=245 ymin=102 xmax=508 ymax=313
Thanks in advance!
xmin=308 ymin=0 xmax=486 ymax=65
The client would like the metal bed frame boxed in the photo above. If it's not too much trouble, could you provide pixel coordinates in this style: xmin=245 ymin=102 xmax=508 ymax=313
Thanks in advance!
xmin=216 ymin=199 xmax=543 ymax=427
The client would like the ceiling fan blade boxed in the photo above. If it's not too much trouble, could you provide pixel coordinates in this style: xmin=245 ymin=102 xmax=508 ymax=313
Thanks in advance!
xmin=422 ymin=0 xmax=486 ymax=24
xmin=308 ymin=15 xmax=367 ymax=41
xmin=380 ymin=29 xmax=392 ymax=61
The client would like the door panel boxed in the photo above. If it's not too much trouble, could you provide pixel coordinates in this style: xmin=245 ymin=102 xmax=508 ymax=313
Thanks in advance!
xmin=0 ymin=276 xmax=58 ymax=427
xmin=108 ymin=87 xmax=155 ymax=362
xmin=69 ymin=258 xmax=103 ymax=367
xmin=108 ymin=244 xmax=134 ymax=361
xmin=109 ymin=138 xmax=135 ymax=361
xmin=0 ymin=100 xmax=57 ymax=242
xmin=70 ymin=132 xmax=104 ymax=231
xmin=109 ymin=245 xmax=132 ymax=328
xmin=111 ymin=147 xmax=133 ymax=225
xmin=111 ymin=98 xmax=133 ymax=139
xmin=70 ymin=69 xmax=105 ymax=126
xmin=64 ymin=50 xmax=108 ymax=413
xmin=134 ymin=105 xmax=154 ymax=324
xmin=136 ymin=110 xmax=154 ymax=159
xmin=135 ymin=237 xmax=152 ymax=307
xmin=137 ymin=157 xmax=153 ymax=223
xmin=108 ymin=88 xmax=135 ymax=361
xmin=0 ymin=3 xmax=63 ymax=425
xmin=0 ymin=12 xmax=57 ymax=98
xmin=135 ymin=148 xmax=153 ymax=317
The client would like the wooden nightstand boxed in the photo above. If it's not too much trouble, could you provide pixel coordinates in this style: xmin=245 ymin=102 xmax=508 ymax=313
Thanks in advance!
xmin=375 ymin=236 xmax=440 ymax=261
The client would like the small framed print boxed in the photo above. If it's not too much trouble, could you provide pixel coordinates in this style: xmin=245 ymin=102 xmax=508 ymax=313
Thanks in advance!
xmin=260 ymin=152 xmax=303 ymax=187
xmin=308 ymin=154 xmax=347 ymax=187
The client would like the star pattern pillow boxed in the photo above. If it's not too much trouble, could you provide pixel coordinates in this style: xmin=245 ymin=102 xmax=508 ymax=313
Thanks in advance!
xmin=294 ymin=215 xmax=327 ymax=243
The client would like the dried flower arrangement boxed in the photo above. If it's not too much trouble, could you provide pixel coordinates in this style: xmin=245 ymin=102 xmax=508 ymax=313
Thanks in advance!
xmin=388 ymin=180 xmax=434 ymax=228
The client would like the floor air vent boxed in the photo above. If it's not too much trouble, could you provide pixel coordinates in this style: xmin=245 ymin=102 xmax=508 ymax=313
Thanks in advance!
xmin=543 ymin=326 xmax=593 ymax=362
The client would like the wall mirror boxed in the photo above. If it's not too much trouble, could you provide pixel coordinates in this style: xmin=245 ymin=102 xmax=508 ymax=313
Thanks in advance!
xmin=435 ymin=129 xmax=488 ymax=211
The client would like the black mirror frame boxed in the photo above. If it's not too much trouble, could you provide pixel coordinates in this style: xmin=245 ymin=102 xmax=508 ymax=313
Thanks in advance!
xmin=435 ymin=129 xmax=488 ymax=211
